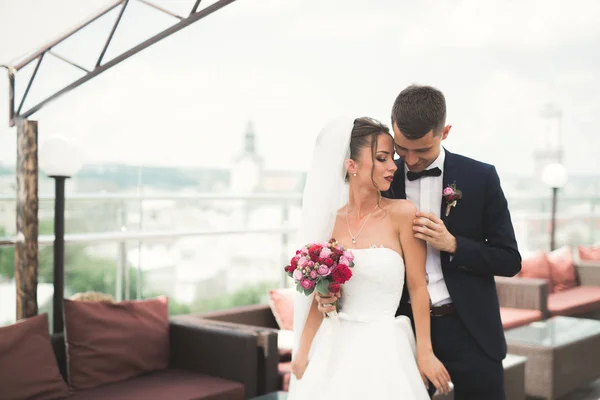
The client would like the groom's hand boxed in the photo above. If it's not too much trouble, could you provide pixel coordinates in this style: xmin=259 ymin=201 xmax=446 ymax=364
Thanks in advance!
xmin=413 ymin=212 xmax=457 ymax=254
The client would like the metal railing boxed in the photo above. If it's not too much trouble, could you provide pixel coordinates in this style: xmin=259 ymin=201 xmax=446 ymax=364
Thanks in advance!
xmin=0 ymin=193 xmax=302 ymax=304
xmin=0 ymin=192 xmax=599 ymax=307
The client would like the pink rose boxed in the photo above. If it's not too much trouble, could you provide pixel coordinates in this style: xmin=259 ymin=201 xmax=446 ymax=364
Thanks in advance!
xmin=297 ymin=257 xmax=308 ymax=267
xmin=443 ymin=187 xmax=454 ymax=197
xmin=309 ymin=270 xmax=318 ymax=279
xmin=308 ymin=261 xmax=315 ymax=268
xmin=343 ymin=250 xmax=354 ymax=262
xmin=301 ymin=278 xmax=315 ymax=290
xmin=293 ymin=269 xmax=304 ymax=281
xmin=317 ymin=264 xmax=331 ymax=276
xmin=339 ymin=256 xmax=350 ymax=266
xmin=320 ymin=248 xmax=332 ymax=259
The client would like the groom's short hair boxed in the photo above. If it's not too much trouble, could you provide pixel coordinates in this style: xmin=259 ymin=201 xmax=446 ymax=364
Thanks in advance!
xmin=391 ymin=85 xmax=446 ymax=139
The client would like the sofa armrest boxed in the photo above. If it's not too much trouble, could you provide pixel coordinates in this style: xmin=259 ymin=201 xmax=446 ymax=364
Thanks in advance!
xmin=495 ymin=276 xmax=549 ymax=315
xmin=175 ymin=315 xmax=280 ymax=396
xmin=577 ymin=263 xmax=600 ymax=286
xmin=199 ymin=304 xmax=279 ymax=330
xmin=168 ymin=318 xmax=260 ymax=397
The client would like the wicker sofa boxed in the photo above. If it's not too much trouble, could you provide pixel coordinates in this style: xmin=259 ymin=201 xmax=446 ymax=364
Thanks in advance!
xmin=182 ymin=305 xmax=286 ymax=394
xmin=496 ymin=276 xmax=549 ymax=329
xmin=498 ymin=247 xmax=600 ymax=323
xmin=50 ymin=318 xmax=251 ymax=399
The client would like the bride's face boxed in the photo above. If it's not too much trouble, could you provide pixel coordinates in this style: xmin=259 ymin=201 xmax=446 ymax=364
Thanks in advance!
xmin=351 ymin=134 xmax=397 ymax=191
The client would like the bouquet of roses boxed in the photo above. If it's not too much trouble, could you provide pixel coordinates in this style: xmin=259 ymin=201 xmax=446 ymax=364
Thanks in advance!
xmin=284 ymin=238 xmax=354 ymax=299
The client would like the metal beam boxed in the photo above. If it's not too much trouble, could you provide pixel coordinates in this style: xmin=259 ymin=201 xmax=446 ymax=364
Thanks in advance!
xmin=96 ymin=0 xmax=129 ymax=68
xmin=17 ymin=55 xmax=44 ymax=116
xmin=191 ymin=0 xmax=203 ymax=14
xmin=47 ymin=51 xmax=89 ymax=73
xmin=136 ymin=0 xmax=184 ymax=20
xmin=7 ymin=67 xmax=15 ymax=127
xmin=12 ymin=0 xmax=125 ymax=71
xmin=19 ymin=0 xmax=238 ymax=120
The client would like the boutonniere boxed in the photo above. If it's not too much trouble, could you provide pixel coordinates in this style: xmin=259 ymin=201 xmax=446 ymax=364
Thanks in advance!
xmin=443 ymin=183 xmax=462 ymax=216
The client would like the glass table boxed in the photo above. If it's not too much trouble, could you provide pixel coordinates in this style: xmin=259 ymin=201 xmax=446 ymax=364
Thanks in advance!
xmin=250 ymin=391 xmax=288 ymax=400
xmin=505 ymin=316 xmax=600 ymax=399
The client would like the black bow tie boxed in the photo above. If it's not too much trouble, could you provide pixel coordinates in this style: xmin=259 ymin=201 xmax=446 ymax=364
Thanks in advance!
xmin=406 ymin=167 xmax=442 ymax=181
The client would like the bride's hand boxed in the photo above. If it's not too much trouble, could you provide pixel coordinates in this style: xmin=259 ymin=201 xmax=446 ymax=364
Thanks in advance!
xmin=316 ymin=291 xmax=341 ymax=314
xmin=291 ymin=353 xmax=309 ymax=380
xmin=417 ymin=351 xmax=451 ymax=395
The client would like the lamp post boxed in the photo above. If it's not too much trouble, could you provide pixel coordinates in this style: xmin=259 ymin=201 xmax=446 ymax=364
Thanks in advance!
xmin=541 ymin=163 xmax=568 ymax=251
xmin=39 ymin=136 xmax=83 ymax=334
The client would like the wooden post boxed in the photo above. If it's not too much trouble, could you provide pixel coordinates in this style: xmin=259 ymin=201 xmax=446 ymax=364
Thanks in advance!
xmin=15 ymin=118 xmax=39 ymax=319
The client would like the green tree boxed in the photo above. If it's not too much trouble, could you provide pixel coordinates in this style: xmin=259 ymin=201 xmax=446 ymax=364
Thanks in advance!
xmin=0 ymin=227 xmax=15 ymax=280
xmin=188 ymin=281 xmax=277 ymax=314
xmin=0 ymin=222 xmax=136 ymax=298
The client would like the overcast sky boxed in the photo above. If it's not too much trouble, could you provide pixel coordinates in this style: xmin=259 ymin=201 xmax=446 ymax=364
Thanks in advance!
xmin=1 ymin=0 xmax=599 ymax=177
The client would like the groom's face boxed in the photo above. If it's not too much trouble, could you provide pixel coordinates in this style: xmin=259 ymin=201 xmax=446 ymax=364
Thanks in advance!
xmin=392 ymin=123 xmax=450 ymax=172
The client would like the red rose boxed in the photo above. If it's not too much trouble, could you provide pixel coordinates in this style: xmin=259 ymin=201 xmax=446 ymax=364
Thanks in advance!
xmin=332 ymin=264 xmax=352 ymax=284
xmin=290 ymin=257 xmax=298 ymax=268
xmin=324 ymin=258 xmax=334 ymax=267
xmin=328 ymin=283 xmax=341 ymax=293
xmin=309 ymin=244 xmax=322 ymax=255
xmin=286 ymin=264 xmax=296 ymax=273
xmin=309 ymin=245 xmax=322 ymax=262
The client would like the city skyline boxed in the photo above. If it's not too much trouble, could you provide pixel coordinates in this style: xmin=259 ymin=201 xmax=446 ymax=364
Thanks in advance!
xmin=1 ymin=0 xmax=599 ymax=177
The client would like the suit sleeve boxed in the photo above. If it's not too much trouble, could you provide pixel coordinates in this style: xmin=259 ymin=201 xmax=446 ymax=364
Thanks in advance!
xmin=449 ymin=165 xmax=521 ymax=277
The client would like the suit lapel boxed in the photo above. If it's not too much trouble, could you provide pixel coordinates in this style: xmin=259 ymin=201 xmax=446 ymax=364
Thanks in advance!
xmin=392 ymin=160 xmax=407 ymax=199
xmin=440 ymin=149 xmax=458 ymax=266
xmin=440 ymin=149 xmax=458 ymax=227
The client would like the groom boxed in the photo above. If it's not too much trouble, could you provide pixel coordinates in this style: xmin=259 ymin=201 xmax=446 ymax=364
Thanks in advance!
xmin=386 ymin=85 xmax=521 ymax=399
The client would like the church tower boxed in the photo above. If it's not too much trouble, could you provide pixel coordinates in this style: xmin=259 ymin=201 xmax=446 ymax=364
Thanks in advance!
xmin=230 ymin=121 xmax=264 ymax=193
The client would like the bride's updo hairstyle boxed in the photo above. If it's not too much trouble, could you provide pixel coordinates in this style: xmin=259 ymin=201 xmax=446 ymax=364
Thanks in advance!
xmin=346 ymin=117 xmax=393 ymax=189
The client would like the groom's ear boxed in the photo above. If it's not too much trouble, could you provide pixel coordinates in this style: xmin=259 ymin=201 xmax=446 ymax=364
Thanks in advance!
xmin=441 ymin=125 xmax=452 ymax=140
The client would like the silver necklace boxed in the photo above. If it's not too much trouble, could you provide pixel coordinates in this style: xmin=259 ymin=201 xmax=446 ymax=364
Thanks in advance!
xmin=345 ymin=204 xmax=378 ymax=244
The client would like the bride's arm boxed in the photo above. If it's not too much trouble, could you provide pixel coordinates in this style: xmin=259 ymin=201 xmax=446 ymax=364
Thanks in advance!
xmin=396 ymin=201 xmax=431 ymax=354
xmin=292 ymin=295 xmax=324 ymax=379
xmin=395 ymin=200 xmax=451 ymax=394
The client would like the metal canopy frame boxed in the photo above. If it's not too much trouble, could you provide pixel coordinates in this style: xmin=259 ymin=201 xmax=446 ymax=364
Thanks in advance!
xmin=2 ymin=0 xmax=238 ymax=126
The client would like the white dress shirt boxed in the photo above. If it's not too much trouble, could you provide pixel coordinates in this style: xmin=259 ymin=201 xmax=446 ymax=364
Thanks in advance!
xmin=404 ymin=148 xmax=452 ymax=306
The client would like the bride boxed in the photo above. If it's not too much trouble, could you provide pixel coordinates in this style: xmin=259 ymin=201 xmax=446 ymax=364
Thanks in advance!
xmin=287 ymin=117 xmax=451 ymax=399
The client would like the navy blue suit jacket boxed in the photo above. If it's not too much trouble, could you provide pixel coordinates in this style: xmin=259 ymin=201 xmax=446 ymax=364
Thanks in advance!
xmin=385 ymin=149 xmax=521 ymax=361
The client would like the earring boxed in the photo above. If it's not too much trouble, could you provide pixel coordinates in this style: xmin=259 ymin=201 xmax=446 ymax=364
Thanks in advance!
xmin=353 ymin=173 xmax=357 ymax=177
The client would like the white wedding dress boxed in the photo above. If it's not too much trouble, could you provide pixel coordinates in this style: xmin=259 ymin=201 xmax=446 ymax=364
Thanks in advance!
xmin=289 ymin=247 xmax=430 ymax=399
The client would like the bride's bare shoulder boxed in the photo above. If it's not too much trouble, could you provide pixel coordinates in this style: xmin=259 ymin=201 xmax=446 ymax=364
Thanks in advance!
xmin=384 ymin=198 xmax=417 ymax=220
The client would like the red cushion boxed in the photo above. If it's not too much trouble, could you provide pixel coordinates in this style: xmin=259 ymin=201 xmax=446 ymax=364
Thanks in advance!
xmin=500 ymin=307 xmax=543 ymax=330
xmin=548 ymin=286 xmax=600 ymax=316
xmin=518 ymin=251 xmax=553 ymax=292
xmin=579 ymin=245 xmax=600 ymax=261
xmin=548 ymin=246 xmax=577 ymax=293
xmin=278 ymin=362 xmax=291 ymax=392
xmin=64 ymin=297 xmax=169 ymax=391
xmin=0 ymin=314 xmax=70 ymax=400
xmin=268 ymin=288 xmax=294 ymax=331
xmin=68 ymin=368 xmax=244 ymax=400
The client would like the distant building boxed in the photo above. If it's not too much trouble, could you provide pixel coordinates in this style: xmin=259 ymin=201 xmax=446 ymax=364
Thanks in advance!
xmin=229 ymin=121 xmax=305 ymax=194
